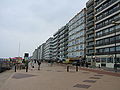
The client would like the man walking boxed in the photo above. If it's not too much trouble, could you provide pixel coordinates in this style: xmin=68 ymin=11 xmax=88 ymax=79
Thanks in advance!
xmin=37 ymin=60 xmax=41 ymax=70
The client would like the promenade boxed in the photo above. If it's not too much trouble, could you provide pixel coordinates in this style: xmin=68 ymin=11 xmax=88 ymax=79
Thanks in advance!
xmin=0 ymin=63 xmax=120 ymax=90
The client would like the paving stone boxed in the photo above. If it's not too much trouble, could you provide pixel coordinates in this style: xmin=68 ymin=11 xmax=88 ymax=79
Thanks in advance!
xmin=83 ymin=80 xmax=96 ymax=83
xmin=89 ymin=77 xmax=101 ymax=79
xmin=94 ymin=74 xmax=104 ymax=76
xmin=12 ymin=73 xmax=36 ymax=79
xmin=73 ymin=84 xmax=91 ymax=89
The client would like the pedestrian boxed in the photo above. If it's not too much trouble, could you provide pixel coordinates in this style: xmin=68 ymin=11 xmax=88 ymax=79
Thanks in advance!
xmin=86 ymin=62 xmax=88 ymax=68
xmin=25 ymin=60 xmax=29 ymax=72
xmin=30 ymin=60 xmax=34 ymax=70
xmin=37 ymin=60 xmax=41 ymax=70
xmin=114 ymin=63 xmax=117 ymax=72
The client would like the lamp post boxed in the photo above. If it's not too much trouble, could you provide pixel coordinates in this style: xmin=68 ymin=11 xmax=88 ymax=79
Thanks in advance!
xmin=112 ymin=21 xmax=120 ymax=72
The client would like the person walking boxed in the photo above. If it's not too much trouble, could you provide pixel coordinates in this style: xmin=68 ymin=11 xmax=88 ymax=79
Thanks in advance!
xmin=37 ymin=60 xmax=41 ymax=70
xmin=30 ymin=60 xmax=34 ymax=70
xmin=25 ymin=60 xmax=29 ymax=72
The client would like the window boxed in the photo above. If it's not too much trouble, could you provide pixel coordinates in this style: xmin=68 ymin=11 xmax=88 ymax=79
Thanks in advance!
xmin=101 ymin=58 xmax=106 ymax=62
xmin=115 ymin=25 xmax=120 ymax=30
xmin=104 ymin=29 xmax=109 ymax=34
xmin=104 ymin=48 xmax=109 ymax=52
xmin=110 ymin=47 xmax=115 ymax=52
xmin=104 ymin=38 xmax=109 ymax=43
xmin=107 ymin=57 xmax=113 ymax=63
xmin=116 ymin=46 xmax=120 ymax=51
xmin=104 ymin=20 xmax=109 ymax=25
xmin=96 ymin=49 xmax=99 ymax=53
xmin=110 ymin=37 xmax=115 ymax=42
xmin=116 ymin=35 xmax=120 ymax=41
xmin=96 ymin=31 xmax=102 ymax=36
xmin=99 ymin=48 xmax=104 ymax=53
xmin=109 ymin=27 xmax=114 ymax=32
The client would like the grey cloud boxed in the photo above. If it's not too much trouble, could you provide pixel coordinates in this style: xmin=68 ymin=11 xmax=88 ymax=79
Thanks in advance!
xmin=0 ymin=0 xmax=88 ymax=58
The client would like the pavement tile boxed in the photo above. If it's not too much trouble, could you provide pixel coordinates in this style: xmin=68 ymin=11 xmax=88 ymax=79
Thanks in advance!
xmin=73 ymin=84 xmax=91 ymax=89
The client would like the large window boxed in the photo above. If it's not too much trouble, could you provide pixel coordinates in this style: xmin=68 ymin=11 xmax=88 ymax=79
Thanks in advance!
xmin=104 ymin=48 xmax=109 ymax=52
xmin=110 ymin=47 xmax=115 ymax=52
xmin=116 ymin=46 xmax=120 ymax=51
xmin=110 ymin=37 xmax=115 ymax=42
xmin=104 ymin=38 xmax=109 ymax=43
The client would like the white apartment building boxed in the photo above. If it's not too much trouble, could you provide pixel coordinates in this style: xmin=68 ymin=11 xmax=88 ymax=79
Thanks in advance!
xmin=68 ymin=8 xmax=86 ymax=60
xmin=43 ymin=37 xmax=53 ymax=60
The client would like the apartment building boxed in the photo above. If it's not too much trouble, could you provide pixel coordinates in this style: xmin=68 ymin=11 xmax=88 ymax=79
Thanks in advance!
xmin=53 ymin=31 xmax=59 ymax=60
xmin=32 ymin=49 xmax=38 ymax=60
xmin=68 ymin=8 xmax=86 ymax=60
xmin=94 ymin=0 xmax=120 ymax=68
xmin=43 ymin=37 xmax=53 ymax=61
xmin=52 ymin=24 xmax=69 ymax=61
xmin=86 ymin=0 xmax=95 ymax=65
xmin=58 ymin=25 xmax=69 ymax=60
xmin=37 ymin=43 xmax=45 ymax=60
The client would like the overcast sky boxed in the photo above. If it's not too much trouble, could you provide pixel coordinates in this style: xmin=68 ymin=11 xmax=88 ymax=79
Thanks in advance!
xmin=0 ymin=0 xmax=88 ymax=58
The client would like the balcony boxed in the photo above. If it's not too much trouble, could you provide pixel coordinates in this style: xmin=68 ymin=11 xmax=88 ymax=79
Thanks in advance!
xmin=86 ymin=44 xmax=94 ymax=48
xmin=86 ymin=0 xmax=94 ymax=7
xmin=95 ymin=51 xmax=120 ymax=55
xmin=95 ymin=0 xmax=106 ymax=7
xmin=95 ymin=17 xmax=120 ymax=30
xmin=87 ymin=6 xmax=94 ymax=14
xmin=87 ymin=14 xmax=94 ymax=21
xmin=96 ymin=39 xmax=120 ymax=47
xmin=95 ymin=0 xmax=118 ymax=13
xmin=86 ymin=29 xmax=94 ymax=34
xmin=96 ymin=6 xmax=120 ymax=22
xmin=86 ymin=36 xmax=94 ymax=40
xmin=96 ymin=28 xmax=120 ymax=38
xmin=87 ymin=21 xmax=94 ymax=28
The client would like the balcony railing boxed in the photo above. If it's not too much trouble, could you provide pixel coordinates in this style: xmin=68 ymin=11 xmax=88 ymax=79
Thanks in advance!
xmin=95 ymin=17 xmax=120 ymax=30
xmin=96 ymin=6 xmax=120 ymax=22
xmin=95 ymin=0 xmax=118 ymax=13
xmin=96 ymin=28 xmax=120 ymax=38
xmin=96 ymin=39 xmax=120 ymax=47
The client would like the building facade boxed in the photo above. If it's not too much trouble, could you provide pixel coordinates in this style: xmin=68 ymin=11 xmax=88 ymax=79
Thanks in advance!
xmin=58 ymin=25 xmax=69 ymax=60
xmin=68 ymin=8 xmax=86 ymax=60
xmin=53 ymin=31 xmax=59 ymax=60
xmin=86 ymin=0 xmax=95 ymax=65
xmin=38 ymin=43 xmax=45 ymax=60
xmin=94 ymin=0 xmax=120 ymax=68
xmin=43 ymin=37 xmax=53 ymax=61
xmin=32 ymin=49 xmax=38 ymax=60
xmin=52 ymin=24 xmax=69 ymax=61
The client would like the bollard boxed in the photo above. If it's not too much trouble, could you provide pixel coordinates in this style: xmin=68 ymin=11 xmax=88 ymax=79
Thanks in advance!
xmin=15 ymin=65 xmax=16 ymax=72
xmin=67 ymin=66 xmax=69 ymax=72
xmin=76 ymin=66 xmax=78 ymax=72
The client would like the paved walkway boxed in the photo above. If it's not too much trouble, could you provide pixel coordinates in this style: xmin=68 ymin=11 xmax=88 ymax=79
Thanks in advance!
xmin=0 ymin=70 xmax=14 ymax=88
xmin=0 ymin=63 xmax=120 ymax=90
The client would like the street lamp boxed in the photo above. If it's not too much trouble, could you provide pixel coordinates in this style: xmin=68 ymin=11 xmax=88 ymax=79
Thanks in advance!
xmin=112 ymin=21 xmax=120 ymax=72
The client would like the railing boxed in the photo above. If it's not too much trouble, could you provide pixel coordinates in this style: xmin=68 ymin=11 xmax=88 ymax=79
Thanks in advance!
xmin=95 ymin=0 xmax=117 ymax=13
xmin=96 ymin=6 xmax=120 ymax=22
